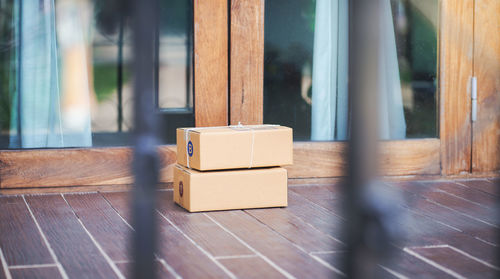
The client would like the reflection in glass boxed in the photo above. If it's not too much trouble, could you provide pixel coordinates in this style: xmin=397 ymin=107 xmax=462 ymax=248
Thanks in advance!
xmin=0 ymin=0 xmax=193 ymax=148
xmin=6 ymin=0 xmax=94 ymax=148
xmin=394 ymin=0 xmax=438 ymax=137
xmin=157 ymin=0 xmax=193 ymax=110
xmin=263 ymin=0 xmax=438 ymax=140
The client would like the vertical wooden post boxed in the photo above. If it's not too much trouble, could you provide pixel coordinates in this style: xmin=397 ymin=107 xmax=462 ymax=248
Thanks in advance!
xmin=229 ymin=0 xmax=265 ymax=125
xmin=194 ymin=0 xmax=228 ymax=127
xmin=472 ymin=0 xmax=500 ymax=173
xmin=440 ymin=0 xmax=474 ymax=175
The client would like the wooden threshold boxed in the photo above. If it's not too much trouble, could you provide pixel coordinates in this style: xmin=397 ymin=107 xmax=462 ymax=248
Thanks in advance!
xmin=287 ymin=139 xmax=441 ymax=178
xmin=0 ymin=184 xmax=173 ymax=196
xmin=0 ymin=139 xmax=440 ymax=189
xmin=0 ymin=146 xmax=176 ymax=189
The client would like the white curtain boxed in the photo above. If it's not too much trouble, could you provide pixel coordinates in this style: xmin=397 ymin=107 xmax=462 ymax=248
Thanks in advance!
xmin=377 ymin=0 xmax=406 ymax=139
xmin=10 ymin=0 xmax=92 ymax=148
xmin=311 ymin=0 xmax=406 ymax=141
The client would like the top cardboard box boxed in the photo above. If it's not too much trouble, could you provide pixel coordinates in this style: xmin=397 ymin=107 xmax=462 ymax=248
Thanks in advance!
xmin=176 ymin=125 xmax=293 ymax=171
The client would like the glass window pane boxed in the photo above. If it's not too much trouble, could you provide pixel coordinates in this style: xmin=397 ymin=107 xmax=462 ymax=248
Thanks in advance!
xmin=0 ymin=0 xmax=193 ymax=149
xmin=158 ymin=0 xmax=193 ymax=110
xmin=263 ymin=0 xmax=439 ymax=141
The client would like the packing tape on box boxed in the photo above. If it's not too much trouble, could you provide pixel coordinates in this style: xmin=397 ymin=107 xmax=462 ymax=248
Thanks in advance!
xmin=184 ymin=123 xmax=280 ymax=169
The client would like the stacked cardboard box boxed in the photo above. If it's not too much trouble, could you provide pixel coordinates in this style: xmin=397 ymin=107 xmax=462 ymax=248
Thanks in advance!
xmin=173 ymin=125 xmax=293 ymax=212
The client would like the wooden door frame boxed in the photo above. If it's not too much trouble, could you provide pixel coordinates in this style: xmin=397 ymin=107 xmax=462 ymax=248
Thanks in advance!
xmin=0 ymin=0 xmax=482 ymax=191
xmin=229 ymin=0 xmax=474 ymax=178
xmin=194 ymin=0 xmax=228 ymax=127
xmin=439 ymin=0 xmax=474 ymax=176
xmin=471 ymin=0 xmax=500 ymax=173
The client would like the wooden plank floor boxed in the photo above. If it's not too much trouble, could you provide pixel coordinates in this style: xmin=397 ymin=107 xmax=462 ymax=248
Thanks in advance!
xmin=0 ymin=178 xmax=498 ymax=278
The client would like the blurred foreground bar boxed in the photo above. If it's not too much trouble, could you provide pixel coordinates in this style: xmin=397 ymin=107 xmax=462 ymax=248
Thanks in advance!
xmin=131 ymin=0 xmax=160 ymax=278
xmin=344 ymin=0 xmax=396 ymax=278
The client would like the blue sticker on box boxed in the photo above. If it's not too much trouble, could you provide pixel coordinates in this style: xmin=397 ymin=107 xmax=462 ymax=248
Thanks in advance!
xmin=187 ymin=141 xmax=193 ymax=157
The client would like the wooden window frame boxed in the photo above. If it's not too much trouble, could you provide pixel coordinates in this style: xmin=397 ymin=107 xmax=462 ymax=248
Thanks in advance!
xmin=0 ymin=0 xmax=479 ymax=191
xmin=0 ymin=0 xmax=228 ymax=189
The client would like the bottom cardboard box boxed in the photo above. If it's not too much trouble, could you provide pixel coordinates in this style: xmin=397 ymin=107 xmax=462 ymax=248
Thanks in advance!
xmin=173 ymin=164 xmax=288 ymax=212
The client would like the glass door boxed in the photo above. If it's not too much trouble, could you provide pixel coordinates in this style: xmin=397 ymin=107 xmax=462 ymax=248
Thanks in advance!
xmin=263 ymin=0 xmax=438 ymax=141
xmin=0 ymin=0 xmax=229 ymax=190
xmin=229 ymin=0 xmax=478 ymax=178
xmin=0 ymin=0 xmax=200 ymax=148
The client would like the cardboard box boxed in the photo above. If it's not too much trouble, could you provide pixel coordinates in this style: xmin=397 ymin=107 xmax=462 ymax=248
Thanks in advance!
xmin=173 ymin=164 xmax=288 ymax=212
xmin=176 ymin=125 xmax=293 ymax=171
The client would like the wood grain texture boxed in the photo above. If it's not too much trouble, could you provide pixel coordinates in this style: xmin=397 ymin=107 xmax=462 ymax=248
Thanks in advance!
xmin=398 ymin=182 xmax=498 ymax=226
xmin=402 ymin=210 xmax=496 ymax=265
xmin=5 ymin=174 xmax=495 ymax=195
xmin=63 ymin=193 xmax=131 ymax=262
xmin=0 ymin=184 xmax=171 ymax=196
xmin=115 ymin=261 xmax=175 ymax=279
xmin=230 ymin=0 xmax=264 ymax=125
xmin=291 ymin=182 xmax=498 ymax=265
xmin=383 ymin=249 xmax=456 ymax=279
xmin=25 ymin=194 xmax=120 ymax=278
xmin=156 ymin=191 xmax=253 ymax=257
xmin=288 ymin=177 xmax=340 ymax=186
xmin=0 ymin=259 xmax=5 ymax=279
xmin=457 ymin=179 xmax=498 ymax=196
xmin=286 ymin=142 xmax=348 ymax=178
xmin=410 ymin=246 xmax=497 ymax=278
xmin=102 ymin=192 xmax=132 ymax=221
xmin=311 ymin=251 xmax=398 ymax=278
xmin=309 ymin=252 xmax=345 ymax=275
xmin=0 ymin=196 xmax=53 ymax=265
xmin=194 ymin=0 xmax=228 ymax=127
xmin=423 ymin=181 xmax=496 ymax=208
xmin=284 ymin=191 xmax=345 ymax=243
xmin=290 ymin=185 xmax=342 ymax=212
xmin=472 ymin=0 xmax=500 ymax=173
xmin=0 ymin=178 xmax=498 ymax=278
xmin=439 ymin=0 xmax=474 ymax=175
xmin=0 ymin=146 xmax=176 ymax=188
xmin=1 ymin=139 xmax=440 ymax=190
xmin=0 ymin=185 xmax=134 ymax=196
xmin=245 ymin=207 xmax=343 ymax=253
xmin=103 ymin=192 xmax=230 ymax=278
xmin=9 ymin=267 xmax=62 ymax=279
xmin=217 ymin=256 xmax=285 ymax=279
xmin=286 ymin=139 xmax=440 ymax=178
xmin=207 ymin=210 xmax=335 ymax=278
xmin=487 ymin=177 xmax=500 ymax=185
xmin=393 ymin=182 xmax=498 ymax=246
xmin=377 ymin=139 xmax=441 ymax=176
xmin=387 ymin=185 xmax=498 ymax=265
